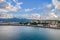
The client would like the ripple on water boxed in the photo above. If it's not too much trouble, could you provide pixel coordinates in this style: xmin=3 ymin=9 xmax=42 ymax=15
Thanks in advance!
xmin=0 ymin=26 xmax=57 ymax=40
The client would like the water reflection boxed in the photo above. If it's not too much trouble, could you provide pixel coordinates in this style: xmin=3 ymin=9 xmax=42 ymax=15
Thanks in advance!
xmin=0 ymin=26 xmax=18 ymax=40
xmin=46 ymin=28 xmax=60 ymax=40
xmin=0 ymin=26 xmax=58 ymax=40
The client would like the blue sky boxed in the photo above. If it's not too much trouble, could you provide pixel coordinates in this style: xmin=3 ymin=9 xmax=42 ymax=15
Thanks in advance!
xmin=20 ymin=0 xmax=51 ymax=8
xmin=0 ymin=0 xmax=60 ymax=20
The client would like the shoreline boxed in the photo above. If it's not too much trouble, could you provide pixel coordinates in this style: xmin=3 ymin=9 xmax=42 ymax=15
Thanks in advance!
xmin=0 ymin=24 xmax=60 ymax=29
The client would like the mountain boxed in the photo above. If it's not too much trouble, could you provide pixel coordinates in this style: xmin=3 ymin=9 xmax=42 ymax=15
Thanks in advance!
xmin=0 ymin=18 xmax=31 ymax=22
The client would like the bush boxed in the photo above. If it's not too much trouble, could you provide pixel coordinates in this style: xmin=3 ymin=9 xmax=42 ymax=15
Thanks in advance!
xmin=31 ymin=22 xmax=37 ymax=25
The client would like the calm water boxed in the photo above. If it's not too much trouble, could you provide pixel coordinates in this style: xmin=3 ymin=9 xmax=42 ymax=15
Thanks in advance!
xmin=0 ymin=26 xmax=60 ymax=40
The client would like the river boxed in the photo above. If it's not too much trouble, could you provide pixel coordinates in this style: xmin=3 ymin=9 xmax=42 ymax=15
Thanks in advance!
xmin=0 ymin=26 xmax=60 ymax=40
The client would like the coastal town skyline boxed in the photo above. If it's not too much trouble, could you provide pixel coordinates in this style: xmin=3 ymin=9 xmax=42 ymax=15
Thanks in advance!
xmin=0 ymin=0 xmax=60 ymax=40
xmin=0 ymin=0 xmax=60 ymax=20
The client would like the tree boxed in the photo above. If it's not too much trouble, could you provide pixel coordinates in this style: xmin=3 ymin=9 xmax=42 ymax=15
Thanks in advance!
xmin=58 ymin=21 xmax=60 ymax=23
xmin=31 ymin=22 xmax=37 ymax=25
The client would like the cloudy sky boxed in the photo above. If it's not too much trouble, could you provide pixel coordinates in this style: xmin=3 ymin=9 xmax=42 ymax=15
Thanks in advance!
xmin=0 ymin=0 xmax=60 ymax=20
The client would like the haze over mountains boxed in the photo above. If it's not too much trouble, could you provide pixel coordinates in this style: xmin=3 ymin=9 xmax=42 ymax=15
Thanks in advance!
xmin=0 ymin=13 xmax=41 ymax=22
xmin=0 ymin=18 xmax=32 ymax=22
xmin=0 ymin=13 xmax=59 ymax=22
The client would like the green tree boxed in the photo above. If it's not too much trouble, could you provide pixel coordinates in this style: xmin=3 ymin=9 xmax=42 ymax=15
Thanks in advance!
xmin=31 ymin=22 xmax=37 ymax=25
xmin=58 ymin=21 xmax=60 ymax=23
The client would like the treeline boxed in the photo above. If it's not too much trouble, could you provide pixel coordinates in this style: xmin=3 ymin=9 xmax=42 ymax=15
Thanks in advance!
xmin=19 ymin=22 xmax=48 ymax=25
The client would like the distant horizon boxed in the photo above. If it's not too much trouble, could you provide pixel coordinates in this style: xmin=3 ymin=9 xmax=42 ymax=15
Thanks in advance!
xmin=0 ymin=17 xmax=60 ymax=22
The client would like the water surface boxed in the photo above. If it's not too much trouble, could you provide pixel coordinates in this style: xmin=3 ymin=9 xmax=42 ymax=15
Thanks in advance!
xmin=0 ymin=26 xmax=60 ymax=40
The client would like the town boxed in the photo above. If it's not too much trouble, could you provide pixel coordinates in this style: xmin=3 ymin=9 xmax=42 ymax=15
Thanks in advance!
xmin=0 ymin=20 xmax=60 ymax=29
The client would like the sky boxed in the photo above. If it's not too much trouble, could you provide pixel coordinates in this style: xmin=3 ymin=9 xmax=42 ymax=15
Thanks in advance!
xmin=0 ymin=0 xmax=60 ymax=20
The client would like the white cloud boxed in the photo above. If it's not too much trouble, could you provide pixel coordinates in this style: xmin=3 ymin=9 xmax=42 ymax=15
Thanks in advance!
xmin=16 ymin=14 xmax=30 ymax=18
xmin=0 ymin=0 xmax=60 ymax=20
xmin=15 ymin=13 xmax=41 ymax=20
xmin=37 ymin=3 xmax=52 ymax=10
xmin=25 ymin=8 xmax=36 ymax=12
xmin=13 ymin=0 xmax=17 ymax=3
xmin=0 ymin=14 xmax=14 ymax=18
xmin=46 ymin=11 xmax=57 ymax=20
xmin=46 ymin=4 xmax=52 ymax=8
xmin=27 ymin=13 xmax=40 ymax=20
xmin=13 ymin=0 xmax=60 ymax=20
xmin=0 ymin=0 xmax=4 ymax=1
xmin=52 ymin=0 xmax=60 ymax=10
xmin=45 ymin=0 xmax=60 ymax=20
xmin=0 ymin=0 xmax=23 ymax=18
xmin=0 ymin=0 xmax=23 ymax=12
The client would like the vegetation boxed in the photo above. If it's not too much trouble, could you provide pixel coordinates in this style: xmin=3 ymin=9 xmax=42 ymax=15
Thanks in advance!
xmin=58 ymin=21 xmax=60 ymax=23
xmin=30 ymin=22 xmax=37 ymax=25
xmin=19 ymin=20 xmax=60 ymax=27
